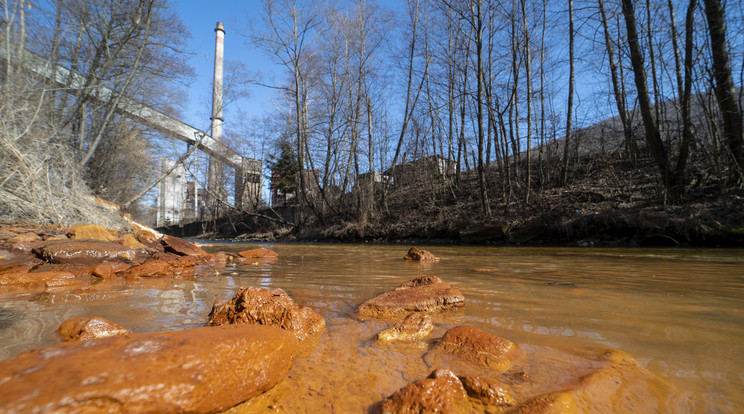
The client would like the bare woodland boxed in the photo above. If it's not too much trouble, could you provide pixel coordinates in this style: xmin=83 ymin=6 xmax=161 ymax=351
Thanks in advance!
xmin=1 ymin=0 xmax=743 ymax=243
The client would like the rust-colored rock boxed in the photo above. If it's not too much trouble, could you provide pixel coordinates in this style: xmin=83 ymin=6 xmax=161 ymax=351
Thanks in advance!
xmin=238 ymin=247 xmax=279 ymax=259
xmin=395 ymin=274 xmax=443 ymax=289
xmin=204 ymin=251 xmax=243 ymax=267
xmin=162 ymin=234 xmax=208 ymax=257
xmin=353 ymin=275 xmax=464 ymax=319
xmin=57 ymin=317 xmax=130 ymax=341
xmin=32 ymin=262 xmax=96 ymax=277
xmin=68 ymin=224 xmax=117 ymax=241
xmin=208 ymin=286 xmax=325 ymax=351
xmin=8 ymin=232 xmax=41 ymax=243
xmin=91 ymin=261 xmax=132 ymax=278
xmin=119 ymin=256 xmax=201 ymax=279
xmin=0 ymin=324 xmax=298 ymax=413
xmin=403 ymin=247 xmax=439 ymax=262
xmin=0 ymin=251 xmax=42 ymax=275
xmin=39 ymin=240 xmax=148 ymax=266
xmin=460 ymin=375 xmax=515 ymax=407
xmin=507 ymin=392 xmax=574 ymax=414
xmin=135 ymin=229 xmax=164 ymax=251
xmin=376 ymin=312 xmax=434 ymax=342
xmin=380 ymin=369 xmax=469 ymax=414
xmin=0 ymin=270 xmax=81 ymax=292
xmin=508 ymin=348 xmax=675 ymax=413
xmin=430 ymin=325 xmax=521 ymax=373
xmin=116 ymin=233 xmax=146 ymax=249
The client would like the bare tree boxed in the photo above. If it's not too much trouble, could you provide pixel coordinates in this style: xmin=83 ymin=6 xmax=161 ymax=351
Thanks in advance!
xmin=254 ymin=0 xmax=323 ymax=210
xmin=702 ymin=0 xmax=744 ymax=180
xmin=621 ymin=0 xmax=681 ymax=201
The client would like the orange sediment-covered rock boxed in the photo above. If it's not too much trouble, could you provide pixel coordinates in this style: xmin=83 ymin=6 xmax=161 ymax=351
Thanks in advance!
xmin=39 ymin=240 xmax=148 ymax=266
xmin=403 ymin=247 xmax=439 ymax=262
xmin=118 ymin=255 xmax=202 ymax=279
xmin=426 ymin=325 xmax=522 ymax=374
xmin=353 ymin=275 xmax=464 ymax=319
xmin=91 ymin=261 xmax=132 ymax=279
xmin=380 ymin=369 xmax=517 ymax=413
xmin=0 ymin=270 xmax=83 ymax=292
xmin=57 ymin=316 xmax=130 ymax=341
xmin=376 ymin=312 xmax=434 ymax=342
xmin=68 ymin=224 xmax=117 ymax=241
xmin=208 ymin=286 xmax=325 ymax=351
xmin=380 ymin=369 xmax=469 ymax=413
xmin=115 ymin=233 xmax=147 ymax=249
xmin=238 ymin=247 xmax=279 ymax=259
xmin=0 ymin=324 xmax=298 ymax=414
xmin=459 ymin=375 xmax=515 ymax=407
xmin=0 ymin=250 xmax=42 ymax=275
xmin=161 ymin=234 xmax=208 ymax=257
xmin=506 ymin=348 xmax=679 ymax=413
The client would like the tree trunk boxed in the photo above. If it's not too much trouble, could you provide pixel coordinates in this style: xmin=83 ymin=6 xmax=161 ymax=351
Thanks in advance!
xmin=621 ymin=0 xmax=680 ymax=201
xmin=702 ymin=0 xmax=744 ymax=178
xmin=475 ymin=0 xmax=491 ymax=216
xmin=598 ymin=0 xmax=633 ymax=158
xmin=562 ymin=0 xmax=575 ymax=186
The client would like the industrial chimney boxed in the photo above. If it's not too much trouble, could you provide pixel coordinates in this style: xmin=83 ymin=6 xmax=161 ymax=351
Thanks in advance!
xmin=207 ymin=22 xmax=226 ymax=217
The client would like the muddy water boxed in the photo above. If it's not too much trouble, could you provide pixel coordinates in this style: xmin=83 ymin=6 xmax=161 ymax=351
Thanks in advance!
xmin=0 ymin=244 xmax=742 ymax=412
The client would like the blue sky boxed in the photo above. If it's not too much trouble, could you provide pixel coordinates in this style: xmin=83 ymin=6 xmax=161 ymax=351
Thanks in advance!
xmin=170 ymin=0 xmax=275 ymax=133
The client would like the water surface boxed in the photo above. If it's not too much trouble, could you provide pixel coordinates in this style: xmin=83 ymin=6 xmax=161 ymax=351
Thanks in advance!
xmin=0 ymin=244 xmax=741 ymax=412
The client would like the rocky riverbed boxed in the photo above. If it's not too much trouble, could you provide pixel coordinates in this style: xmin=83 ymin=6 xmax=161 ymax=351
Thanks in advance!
xmin=0 ymin=222 xmax=678 ymax=412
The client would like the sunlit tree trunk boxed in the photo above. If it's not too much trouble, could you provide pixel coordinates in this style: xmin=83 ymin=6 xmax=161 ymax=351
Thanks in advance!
xmin=702 ymin=0 xmax=744 ymax=179
xmin=562 ymin=0 xmax=575 ymax=186
xmin=621 ymin=0 xmax=680 ymax=201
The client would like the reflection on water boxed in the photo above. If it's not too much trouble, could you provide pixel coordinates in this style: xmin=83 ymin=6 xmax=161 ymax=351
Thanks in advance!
xmin=0 ymin=244 xmax=742 ymax=412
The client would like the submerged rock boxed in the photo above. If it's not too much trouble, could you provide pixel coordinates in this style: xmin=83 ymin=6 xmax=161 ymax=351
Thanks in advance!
xmin=459 ymin=375 xmax=515 ymax=407
xmin=208 ymin=286 xmax=325 ymax=351
xmin=507 ymin=348 xmax=678 ymax=413
xmin=0 ymin=324 xmax=298 ymax=413
xmin=238 ymin=247 xmax=279 ymax=259
xmin=118 ymin=255 xmax=202 ymax=279
xmin=57 ymin=317 xmax=130 ymax=341
xmin=376 ymin=312 xmax=434 ymax=343
xmin=353 ymin=275 xmax=464 ymax=319
xmin=0 ymin=270 xmax=82 ymax=292
xmin=403 ymin=247 xmax=439 ymax=262
xmin=380 ymin=369 xmax=468 ymax=413
xmin=426 ymin=325 xmax=522 ymax=374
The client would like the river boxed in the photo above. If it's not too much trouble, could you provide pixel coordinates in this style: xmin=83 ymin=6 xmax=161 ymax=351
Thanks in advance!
xmin=0 ymin=244 xmax=742 ymax=412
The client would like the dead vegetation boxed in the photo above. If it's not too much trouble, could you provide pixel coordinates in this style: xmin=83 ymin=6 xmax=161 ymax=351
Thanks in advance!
xmin=0 ymin=89 xmax=130 ymax=231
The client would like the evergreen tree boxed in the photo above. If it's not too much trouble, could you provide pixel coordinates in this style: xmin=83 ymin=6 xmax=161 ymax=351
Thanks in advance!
xmin=267 ymin=136 xmax=298 ymax=197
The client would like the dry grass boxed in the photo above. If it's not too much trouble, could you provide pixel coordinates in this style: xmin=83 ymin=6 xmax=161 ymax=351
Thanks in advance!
xmin=0 ymin=88 xmax=130 ymax=231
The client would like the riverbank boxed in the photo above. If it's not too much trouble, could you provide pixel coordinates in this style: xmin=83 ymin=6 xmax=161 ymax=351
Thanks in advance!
xmin=163 ymin=156 xmax=744 ymax=247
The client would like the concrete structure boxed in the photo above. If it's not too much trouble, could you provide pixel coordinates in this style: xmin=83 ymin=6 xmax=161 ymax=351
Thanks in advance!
xmin=156 ymin=158 xmax=187 ymax=227
xmin=207 ymin=22 xmax=227 ymax=217
xmin=183 ymin=181 xmax=206 ymax=221
xmin=357 ymin=171 xmax=390 ymax=188
xmin=386 ymin=155 xmax=458 ymax=187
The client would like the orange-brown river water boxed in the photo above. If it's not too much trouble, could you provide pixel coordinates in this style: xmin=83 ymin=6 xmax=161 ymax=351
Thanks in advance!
xmin=0 ymin=244 xmax=742 ymax=412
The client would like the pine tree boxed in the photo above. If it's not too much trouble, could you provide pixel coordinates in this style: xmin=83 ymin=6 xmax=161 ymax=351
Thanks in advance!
xmin=267 ymin=136 xmax=299 ymax=198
